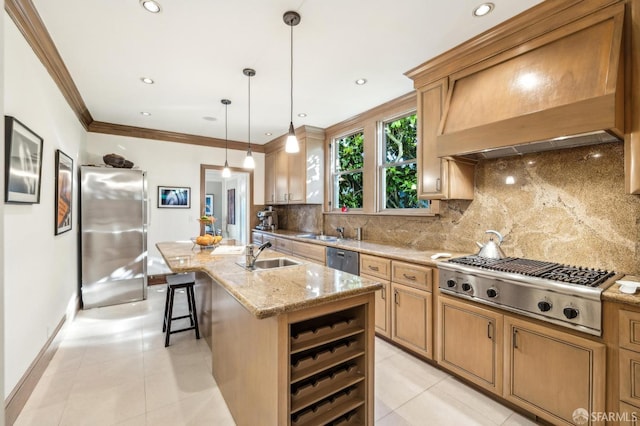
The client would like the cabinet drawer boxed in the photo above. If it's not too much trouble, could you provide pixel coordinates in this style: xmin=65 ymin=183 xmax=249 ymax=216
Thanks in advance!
xmin=360 ymin=255 xmax=391 ymax=280
xmin=275 ymin=238 xmax=292 ymax=254
xmin=621 ymin=309 xmax=640 ymax=353
xmin=252 ymin=232 xmax=263 ymax=245
xmin=392 ymin=261 xmax=432 ymax=291
xmin=291 ymin=241 xmax=325 ymax=264
xmin=620 ymin=348 xmax=640 ymax=408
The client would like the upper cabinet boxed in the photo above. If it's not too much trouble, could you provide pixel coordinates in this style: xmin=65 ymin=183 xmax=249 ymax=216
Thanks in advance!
xmin=416 ymin=78 xmax=475 ymax=200
xmin=406 ymin=0 xmax=640 ymax=195
xmin=264 ymin=126 xmax=325 ymax=205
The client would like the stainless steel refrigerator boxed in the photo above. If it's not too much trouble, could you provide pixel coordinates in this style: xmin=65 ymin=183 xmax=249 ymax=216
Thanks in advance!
xmin=79 ymin=166 xmax=148 ymax=308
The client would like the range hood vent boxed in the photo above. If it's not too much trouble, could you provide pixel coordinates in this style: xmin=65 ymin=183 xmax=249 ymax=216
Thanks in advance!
xmin=458 ymin=130 xmax=621 ymax=160
xmin=435 ymin=5 xmax=625 ymax=160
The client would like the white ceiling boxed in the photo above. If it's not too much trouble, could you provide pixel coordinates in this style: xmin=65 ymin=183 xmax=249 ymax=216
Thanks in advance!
xmin=31 ymin=0 xmax=543 ymax=145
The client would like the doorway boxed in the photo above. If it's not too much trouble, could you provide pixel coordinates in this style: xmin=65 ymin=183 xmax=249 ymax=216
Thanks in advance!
xmin=200 ymin=164 xmax=253 ymax=245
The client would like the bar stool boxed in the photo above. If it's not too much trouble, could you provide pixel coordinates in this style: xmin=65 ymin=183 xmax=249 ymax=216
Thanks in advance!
xmin=163 ymin=272 xmax=200 ymax=347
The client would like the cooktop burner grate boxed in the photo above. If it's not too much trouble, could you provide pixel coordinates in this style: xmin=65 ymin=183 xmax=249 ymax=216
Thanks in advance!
xmin=448 ymin=256 xmax=615 ymax=287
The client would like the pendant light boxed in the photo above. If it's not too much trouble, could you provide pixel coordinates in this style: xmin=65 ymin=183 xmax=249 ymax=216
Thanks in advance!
xmin=221 ymin=99 xmax=232 ymax=178
xmin=283 ymin=11 xmax=301 ymax=153
xmin=243 ymin=68 xmax=256 ymax=169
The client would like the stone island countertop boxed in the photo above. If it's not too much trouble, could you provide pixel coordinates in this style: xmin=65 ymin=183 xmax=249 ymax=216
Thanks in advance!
xmin=156 ymin=241 xmax=382 ymax=319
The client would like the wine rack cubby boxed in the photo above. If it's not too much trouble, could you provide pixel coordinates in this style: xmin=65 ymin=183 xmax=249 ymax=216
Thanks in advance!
xmin=289 ymin=306 xmax=368 ymax=425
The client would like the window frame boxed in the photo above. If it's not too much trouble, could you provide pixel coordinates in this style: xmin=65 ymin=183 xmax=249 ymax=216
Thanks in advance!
xmin=377 ymin=110 xmax=430 ymax=214
xmin=330 ymin=129 xmax=365 ymax=212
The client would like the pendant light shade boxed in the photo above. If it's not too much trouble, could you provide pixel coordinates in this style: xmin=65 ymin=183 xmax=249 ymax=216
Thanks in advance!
xmin=221 ymin=99 xmax=231 ymax=178
xmin=243 ymin=68 xmax=256 ymax=169
xmin=283 ymin=11 xmax=300 ymax=154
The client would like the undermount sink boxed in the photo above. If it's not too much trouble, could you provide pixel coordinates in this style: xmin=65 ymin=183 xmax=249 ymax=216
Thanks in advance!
xmin=296 ymin=233 xmax=339 ymax=242
xmin=237 ymin=257 xmax=302 ymax=270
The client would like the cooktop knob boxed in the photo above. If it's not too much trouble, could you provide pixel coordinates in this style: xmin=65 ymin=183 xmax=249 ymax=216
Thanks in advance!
xmin=563 ymin=307 xmax=579 ymax=319
xmin=461 ymin=283 xmax=472 ymax=292
xmin=537 ymin=301 xmax=552 ymax=312
xmin=486 ymin=288 xmax=498 ymax=298
xmin=446 ymin=279 xmax=456 ymax=288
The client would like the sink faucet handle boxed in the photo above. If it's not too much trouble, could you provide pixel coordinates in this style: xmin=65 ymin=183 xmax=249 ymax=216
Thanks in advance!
xmin=336 ymin=227 xmax=345 ymax=238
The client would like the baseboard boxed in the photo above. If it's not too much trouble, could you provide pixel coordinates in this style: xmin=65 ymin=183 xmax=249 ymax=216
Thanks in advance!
xmin=4 ymin=308 xmax=72 ymax=425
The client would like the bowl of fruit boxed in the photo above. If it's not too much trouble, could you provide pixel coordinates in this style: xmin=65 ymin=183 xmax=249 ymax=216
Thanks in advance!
xmin=192 ymin=234 xmax=223 ymax=249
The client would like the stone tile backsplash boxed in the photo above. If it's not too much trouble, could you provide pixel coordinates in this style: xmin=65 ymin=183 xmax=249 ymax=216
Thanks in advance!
xmin=271 ymin=143 xmax=640 ymax=274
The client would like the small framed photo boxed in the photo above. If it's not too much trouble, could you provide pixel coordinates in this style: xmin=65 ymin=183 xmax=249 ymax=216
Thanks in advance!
xmin=55 ymin=149 xmax=73 ymax=235
xmin=158 ymin=186 xmax=190 ymax=208
xmin=204 ymin=194 xmax=214 ymax=216
xmin=4 ymin=116 xmax=44 ymax=204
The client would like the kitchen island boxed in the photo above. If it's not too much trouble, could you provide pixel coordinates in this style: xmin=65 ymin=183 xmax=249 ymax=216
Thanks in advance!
xmin=156 ymin=241 xmax=382 ymax=426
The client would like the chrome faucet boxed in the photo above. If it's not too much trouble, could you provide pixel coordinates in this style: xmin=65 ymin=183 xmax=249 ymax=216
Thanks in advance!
xmin=336 ymin=227 xmax=345 ymax=239
xmin=245 ymin=241 xmax=272 ymax=269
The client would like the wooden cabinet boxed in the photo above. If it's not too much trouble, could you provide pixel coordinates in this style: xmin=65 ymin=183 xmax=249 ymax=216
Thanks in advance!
xmin=391 ymin=261 xmax=432 ymax=292
xmin=291 ymin=240 xmax=326 ymax=265
xmin=265 ymin=152 xmax=276 ymax=204
xmin=415 ymin=78 xmax=474 ymax=200
xmin=251 ymin=231 xmax=263 ymax=245
xmin=391 ymin=282 xmax=432 ymax=359
xmin=437 ymin=295 xmax=503 ymax=394
xmin=504 ymin=316 xmax=605 ymax=426
xmin=265 ymin=126 xmax=325 ymax=205
xmin=360 ymin=254 xmax=392 ymax=339
xmin=619 ymin=401 xmax=639 ymax=426
xmin=274 ymin=237 xmax=292 ymax=255
xmin=619 ymin=308 xmax=640 ymax=418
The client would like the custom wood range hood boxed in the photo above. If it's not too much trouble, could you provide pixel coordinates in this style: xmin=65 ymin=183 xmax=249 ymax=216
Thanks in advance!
xmin=437 ymin=3 xmax=625 ymax=159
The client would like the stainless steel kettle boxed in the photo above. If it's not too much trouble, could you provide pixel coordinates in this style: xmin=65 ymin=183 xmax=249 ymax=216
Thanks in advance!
xmin=476 ymin=230 xmax=506 ymax=259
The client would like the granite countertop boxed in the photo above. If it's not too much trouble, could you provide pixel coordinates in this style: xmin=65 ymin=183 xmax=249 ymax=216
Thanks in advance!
xmin=156 ymin=241 xmax=382 ymax=319
xmin=255 ymin=229 xmax=469 ymax=267
xmin=603 ymin=276 xmax=640 ymax=306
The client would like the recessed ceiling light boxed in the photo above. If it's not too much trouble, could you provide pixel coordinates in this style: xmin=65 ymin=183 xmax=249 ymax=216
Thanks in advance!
xmin=140 ymin=0 xmax=161 ymax=13
xmin=203 ymin=116 xmax=217 ymax=122
xmin=473 ymin=3 xmax=494 ymax=17
xmin=141 ymin=77 xmax=154 ymax=84
xmin=298 ymin=113 xmax=307 ymax=118
xmin=140 ymin=111 xmax=151 ymax=116
xmin=355 ymin=78 xmax=367 ymax=85
xmin=265 ymin=132 xmax=273 ymax=136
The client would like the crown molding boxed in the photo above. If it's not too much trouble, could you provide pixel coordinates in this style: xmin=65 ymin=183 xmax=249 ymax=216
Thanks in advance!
xmin=5 ymin=0 xmax=93 ymax=130
xmin=89 ymin=121 xmax=266 ymax=153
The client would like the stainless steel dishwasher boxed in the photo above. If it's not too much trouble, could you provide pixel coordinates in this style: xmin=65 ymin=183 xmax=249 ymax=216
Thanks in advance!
xmin=326 ymin=247 xmax=360 ymax=275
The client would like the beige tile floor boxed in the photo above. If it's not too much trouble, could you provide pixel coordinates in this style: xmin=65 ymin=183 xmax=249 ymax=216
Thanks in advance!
xmin=15 ymin=286 xmax=539 ymax=425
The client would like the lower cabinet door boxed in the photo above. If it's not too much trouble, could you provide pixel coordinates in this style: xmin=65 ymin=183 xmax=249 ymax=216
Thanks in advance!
xmin=619 ymin=401 xmax=640 ymax=426
xmin=504 ymin=316 xmax=605 ymax=426
xmin=437 ymin=295 xmax=503 ymax=394
xmin=620 ymin=348 xmax=640 ymax=408
xmin=391 ymin=282 xmax=432 ymax=359
xmin=362 ymin=274 xmax=390 ymax=339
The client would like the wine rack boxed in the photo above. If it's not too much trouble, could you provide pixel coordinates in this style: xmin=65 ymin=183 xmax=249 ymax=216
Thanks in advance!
xmin=289 ymin=306 xmax=367 ymax=425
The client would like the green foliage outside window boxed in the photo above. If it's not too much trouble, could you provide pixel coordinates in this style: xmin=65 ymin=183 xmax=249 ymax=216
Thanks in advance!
xmin=335 ymin=132 xmax=363 ymax=208
xmin=383 ymin=114 xmax=429 ymax=209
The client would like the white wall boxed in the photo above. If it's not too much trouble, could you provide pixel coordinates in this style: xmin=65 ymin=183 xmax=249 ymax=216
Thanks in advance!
xmin=85 ymin=133 xmax=265 ymax=274
xmin=1 ymin=8 xmax=6 ymax=423
xmin=4 ymin=14 xmax=86 ymax=396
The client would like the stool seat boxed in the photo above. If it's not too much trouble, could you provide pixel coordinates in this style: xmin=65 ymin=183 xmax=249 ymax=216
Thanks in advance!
xmin=163 ymin=273 xmax=200 ymax=347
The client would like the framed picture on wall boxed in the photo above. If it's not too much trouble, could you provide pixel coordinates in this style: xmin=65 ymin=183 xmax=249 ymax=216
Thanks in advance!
xmin=158 ymin=186 xmax=190 ymax=208
xmin=55 ymin=149 xmax=73 ymax=235
xmin=4 ymin=116 xmax=44 ymax=204
xmin=204 ymin=194 xmax=214 ymax=216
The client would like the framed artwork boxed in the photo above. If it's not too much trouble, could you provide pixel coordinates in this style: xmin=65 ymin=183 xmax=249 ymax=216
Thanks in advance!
xmin=227 ymin=188 xmax=235 ymax=225
xmin=4 ymin=116 xmax=44 ymax=204
xmin=158 ymin=186 xmax=190 ymax=208
xmin=204 ymin=194 xmax=214 ymax=216
xmin=55 ymin=149 xmax=73 ymax=235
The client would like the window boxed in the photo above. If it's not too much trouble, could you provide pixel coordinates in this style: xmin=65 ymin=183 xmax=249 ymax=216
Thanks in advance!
xmin=380 ymin=113 xmax=429 ymax=210
xmin=332 ymin=131 xmax=364 ymax=210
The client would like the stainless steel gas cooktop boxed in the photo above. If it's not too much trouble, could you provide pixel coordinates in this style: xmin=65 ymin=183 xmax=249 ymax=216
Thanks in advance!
xmin=438 ymin=255 xmax=621 ymax=336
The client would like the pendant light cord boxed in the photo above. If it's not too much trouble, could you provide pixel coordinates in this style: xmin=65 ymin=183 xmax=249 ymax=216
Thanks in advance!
xmin=290 ymin=21 xmax=294 ymax=124
xmin=248 ymin=73 xmax=251 ymax=149
xmin=224 ymin=103 xmax=228 ymax=162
